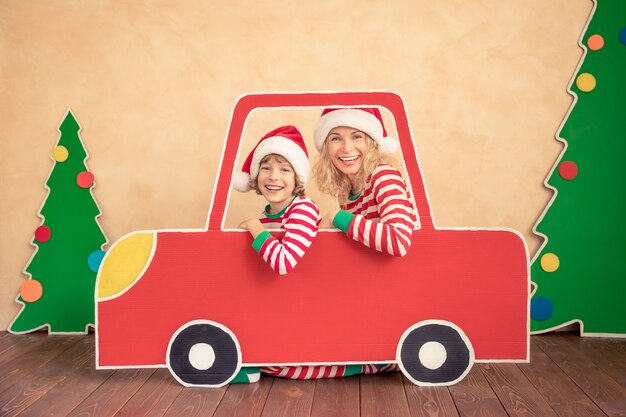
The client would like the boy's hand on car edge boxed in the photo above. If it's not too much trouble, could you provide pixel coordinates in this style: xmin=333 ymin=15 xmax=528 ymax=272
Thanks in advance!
xmin=239 ymin=218 xmax=266 ymax=239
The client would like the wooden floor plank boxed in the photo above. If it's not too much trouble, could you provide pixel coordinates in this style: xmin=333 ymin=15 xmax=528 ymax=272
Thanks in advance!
xmin=402 ymin=375 xmax=459 ymax=417
xmin=534 ymin=333 xmax=626 ymax=417
xmin=17 ymin=337 xmax=114 ymax=417
xmin=0 ymin=336 xmax=94 ymax=417
xmin=0 ymin=333 xmax=52 ymax=367
xmin=160 ymin=385 xmax=227 ymax=417
xmin=480 ymin=362 xmax=559 ymax=417
xmin=212 ymin=377 xmax=273 ymax=417
xmin=0 ymin=371 xmax=65 ymax=417
xmin=112 ymin=368 xmax=183 ymax=417
xmin=449 ymin=365 xmax=509 ymax=417
xmin=0 ymin=335 xmax=78 ymax=395
xmin=260 ymin=378 xmax=316 ymax=417
xmin=1 ymin=332 xmax=624 ymax=417
xmin=558 ymin=334 xmax=626 ymax=386
xmin=310 ymin=376 xmax=360 ymax=417
xmin=605 ymin=338 xmax=626 ymax=354
xmin=360 ymin=372 xmax=411 ymax=417
xmin=0 ymin=331 xmax=18 ymax=354
xmin=64 ymin=368 xmax=156 ymax=417
xmin=517 ymin=337 xmax=608 ymax=417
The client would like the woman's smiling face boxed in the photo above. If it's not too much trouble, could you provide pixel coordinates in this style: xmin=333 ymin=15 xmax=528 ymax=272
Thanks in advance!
xmin=325 ymin=126 xmax=370 ymax=184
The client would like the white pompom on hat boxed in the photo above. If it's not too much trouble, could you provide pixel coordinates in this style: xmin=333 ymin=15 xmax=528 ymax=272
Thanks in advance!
xmin=313 ymin=107 xmax=398 ymax=154
xmin=233 ymin=125 xmax=310 ymax=193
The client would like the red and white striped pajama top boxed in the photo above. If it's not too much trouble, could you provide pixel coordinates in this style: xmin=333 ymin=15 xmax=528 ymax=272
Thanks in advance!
xmin=335 ymin=163 xmax=417 ymax=256
xmin=253 ymin=196 xmax=320 ymax=275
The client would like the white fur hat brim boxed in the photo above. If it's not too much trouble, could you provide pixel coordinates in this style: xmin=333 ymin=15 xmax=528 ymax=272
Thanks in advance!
xmin=250 ymin=136 xmax=310 ymax=183
xmin=230 ymin=135 xmax=310 ymax=193
xmin=313 ymin=108 xmax=398 ymax=154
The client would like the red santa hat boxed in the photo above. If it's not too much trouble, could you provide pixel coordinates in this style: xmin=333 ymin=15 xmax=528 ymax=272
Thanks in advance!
xmin=233 ymin=125 xmax=310 ymax=193
xmin=313 ymin=107 xmax=398 ymax=154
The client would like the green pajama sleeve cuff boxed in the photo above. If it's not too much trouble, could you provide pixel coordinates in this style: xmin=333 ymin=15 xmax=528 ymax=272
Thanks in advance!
xmin=252 ymin=230 xmax=272 ymax=253
xmin=332 ymin=210 xmax=355 ymax=234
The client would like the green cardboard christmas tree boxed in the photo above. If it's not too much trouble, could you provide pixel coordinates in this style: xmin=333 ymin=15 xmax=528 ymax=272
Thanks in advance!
xmin=530 ymin=0 xmax=626 ymax=336
xmin=9 ymin=110 xmax=107 ymax=334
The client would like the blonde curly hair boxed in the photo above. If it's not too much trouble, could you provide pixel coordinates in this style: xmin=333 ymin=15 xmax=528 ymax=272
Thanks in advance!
xmin=312 ymin=136 xmax=397 ymax=202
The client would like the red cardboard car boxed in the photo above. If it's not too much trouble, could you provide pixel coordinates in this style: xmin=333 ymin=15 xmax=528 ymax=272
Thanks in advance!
xmin=96 ymin=91 xmax=529 ymax=387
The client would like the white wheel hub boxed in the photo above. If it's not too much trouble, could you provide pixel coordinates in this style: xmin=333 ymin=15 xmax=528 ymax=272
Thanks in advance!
xmin=188 ymin=343 xmax=216 ymax=370
xmin=418 ymin=341 xmax=447 ymax=370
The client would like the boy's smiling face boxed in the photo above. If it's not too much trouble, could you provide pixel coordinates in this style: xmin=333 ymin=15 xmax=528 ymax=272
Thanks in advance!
xmin=257 ymin=154 xmax=296 ymax=214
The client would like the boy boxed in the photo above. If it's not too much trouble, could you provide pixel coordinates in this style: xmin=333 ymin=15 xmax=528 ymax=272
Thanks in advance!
xmin=232 ymin=125 xmax=320 ymax=383
xmin=234 ymin=125 xmax=320 ymax=275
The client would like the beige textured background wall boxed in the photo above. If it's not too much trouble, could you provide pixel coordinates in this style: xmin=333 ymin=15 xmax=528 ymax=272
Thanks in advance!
xmin=0 ymin=0 xmax=591 ymax=330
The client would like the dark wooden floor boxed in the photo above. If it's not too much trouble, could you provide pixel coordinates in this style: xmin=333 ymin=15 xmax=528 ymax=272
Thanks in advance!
xmin=0 ymin=331 xmax=624 ymax=417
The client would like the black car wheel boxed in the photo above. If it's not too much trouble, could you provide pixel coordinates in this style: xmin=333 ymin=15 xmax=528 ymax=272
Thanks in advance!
xmin=397 ymin=320 xmax=474 ymax=386
xmin=167 ymin=320 xmax=241 ymax=387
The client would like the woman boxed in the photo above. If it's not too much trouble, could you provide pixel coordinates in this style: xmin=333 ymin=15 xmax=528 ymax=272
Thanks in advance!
xmin=313 ymin=107 xmax=416 ymax=256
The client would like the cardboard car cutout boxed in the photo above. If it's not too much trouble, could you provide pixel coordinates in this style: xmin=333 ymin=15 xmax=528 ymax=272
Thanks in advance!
xmin=96 ymin=91 xmax=530 ymax=387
